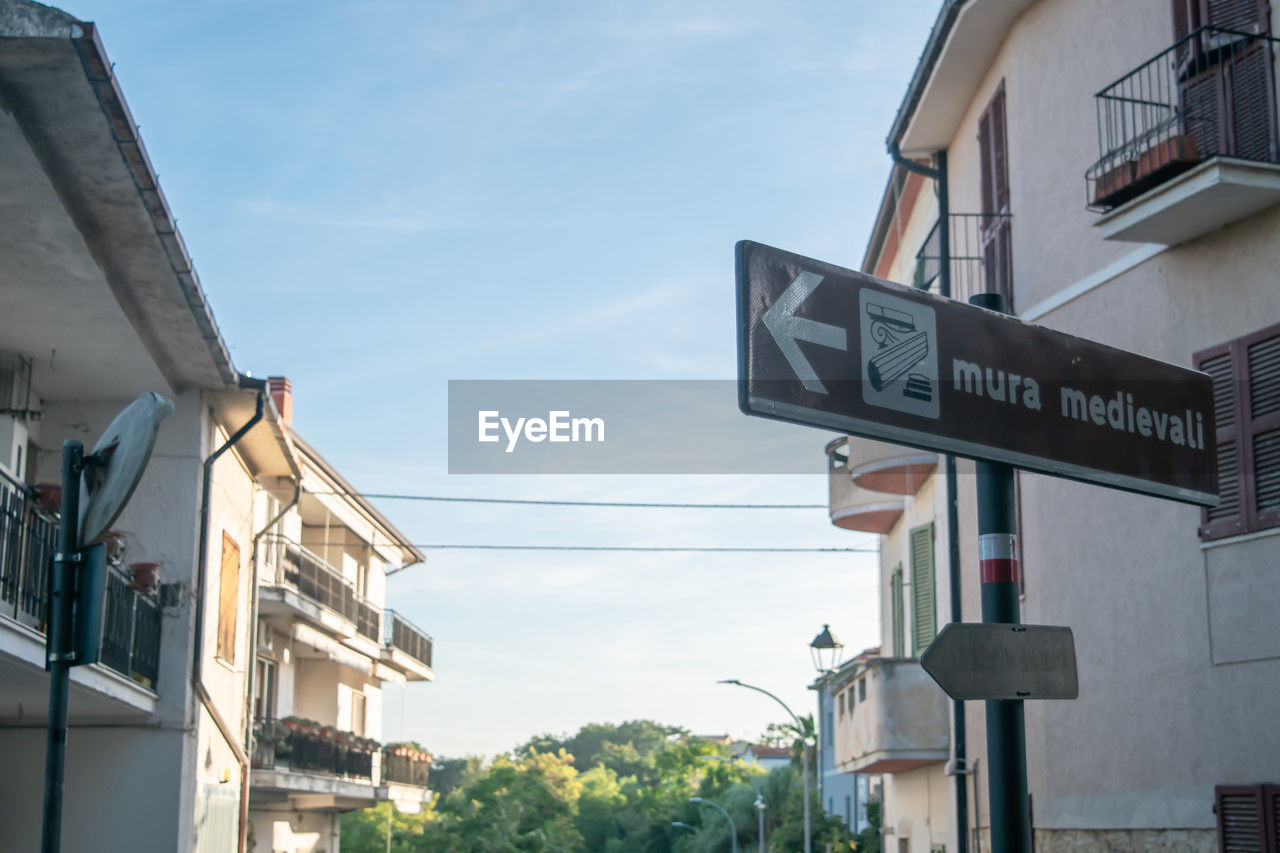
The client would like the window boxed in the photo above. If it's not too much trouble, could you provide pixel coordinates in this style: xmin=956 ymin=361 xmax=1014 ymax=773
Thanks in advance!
xmin=216 ymin=532 xmax=240 ymax=663
xmin=859 ymin=678 xmax=866 ymax=702
xmin=1214 ymin=784 xmax=1279 ymax=851
xmin=352 ymin=690 xmax=368 ymax=736
xmin=1196 ymin=322 xmax=1280 ymax=540
xmin=978 ymin=80 xmax=1013 ymax=310
xmin=253 ymin=658 xmax=276 ymax=720
xmin=910 ymin=523 xmax=937 ymax=655
xmin=1171 ymin=0 xmax=1276 ymax=167
xmin=890 ymin=564 xmax=905 ymax=657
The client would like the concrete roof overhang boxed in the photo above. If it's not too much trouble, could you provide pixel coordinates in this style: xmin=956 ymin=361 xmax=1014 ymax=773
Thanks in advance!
xmin=890 ymin=0 xmax=1039 ymax=157
xmin=0 ymin=2 xmax=236 ymax=402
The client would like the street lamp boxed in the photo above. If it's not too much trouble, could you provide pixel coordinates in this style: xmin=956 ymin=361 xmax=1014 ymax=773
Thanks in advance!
xmin=809 ymin=623 xmax=843 ymax=673
xmin=671 ymin=821 xmax=697 ymax=834
xmin=700 ymin=755 xmax=765 ymax=853
xmin=689 ymin=797 xmax=738 ymax=853
xmin=717 ymin=679 xmax=812 ymax=853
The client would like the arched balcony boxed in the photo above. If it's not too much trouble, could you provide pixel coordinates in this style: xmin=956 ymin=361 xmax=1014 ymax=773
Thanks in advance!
xmin=845 ymin=437 xmax=937 ymax=496
xmin=826 ymin=438 xmax=905 ymax=534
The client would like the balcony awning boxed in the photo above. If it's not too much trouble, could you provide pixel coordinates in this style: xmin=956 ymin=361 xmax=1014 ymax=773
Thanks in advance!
xmin=292 ymin=622 xmax=373 ymax=676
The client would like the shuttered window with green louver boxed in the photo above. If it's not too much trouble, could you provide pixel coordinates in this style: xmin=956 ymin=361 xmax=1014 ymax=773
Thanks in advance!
xmin=1214 ymin=784 xmax=1279 ymax=851
xmin=890 ymin=564 xmax=905 ymax=658
xmin=1196 ymin=321 xmax=1280 ymax=540
xmin=909 ymin=524 xmax=936 ymax=656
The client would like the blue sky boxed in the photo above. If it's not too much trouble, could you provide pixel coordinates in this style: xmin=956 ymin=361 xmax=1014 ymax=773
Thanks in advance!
xmin=68 ymin=0 xmax=941 ymax=756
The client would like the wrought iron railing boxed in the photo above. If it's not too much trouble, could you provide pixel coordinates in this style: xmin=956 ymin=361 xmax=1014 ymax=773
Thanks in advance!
xmin=384 ymin=610 xmax=432 ymax=669
xmin=0 ymin=468 xmax=160 ymax=686
xmin=382 ymin=745 xmax=431 ymax=788
xmin=252 ymin=718 xmax=379 ymax=782
xmin=0 ymin=469 xmax=54 ymax=630
xmin=100 ymin=568 xmax=162 ymax=688
xmin=1087 ymin=26 xmax=1280 ymax=211
xmin=913 ymin=213 xmax=1012 ymax=304
xmin=260 ymin=535 xmax=381 ymax=642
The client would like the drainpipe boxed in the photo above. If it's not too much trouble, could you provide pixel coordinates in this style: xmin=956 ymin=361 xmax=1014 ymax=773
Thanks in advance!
xmin=888 ymin=143 xmax=969 ymax=853
xmin=193 ymin=376 xmax=265 ymax=853
xmin=242 ymin=480 xmax=301 ymax=764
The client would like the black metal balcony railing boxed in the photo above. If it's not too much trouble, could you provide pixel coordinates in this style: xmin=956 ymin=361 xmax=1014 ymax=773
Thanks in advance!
xmin=913 ymin=212 xmax=1012 ymax=305
xmin=382 ymin=746 xmax=431 ymax=788
xmin=252 ymin=718 xmax=378 ymax=782
xmin=0 ymin=469 xmax=161 ymax=687
xmin=261 ymin=535 xmax=380 ymax=642
xmin=1087 ymin=26 xmax=1280 ymax=211
xmin=100 ymin=569 xmax=162 ymax=688
xmin=0 ymin=470 xmax=54 ymax=629
xmin=384 ymin=610 xmax=433 ymax=669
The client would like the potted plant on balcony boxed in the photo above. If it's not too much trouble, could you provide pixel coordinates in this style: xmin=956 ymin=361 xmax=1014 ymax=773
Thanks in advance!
xmin=128 ymin=561 xmax=161 ymax=593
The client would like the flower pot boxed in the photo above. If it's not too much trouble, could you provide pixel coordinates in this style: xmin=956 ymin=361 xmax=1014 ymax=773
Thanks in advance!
xmin=34 ymin=483 xmax=61 ymax=512
xmin=128 ymin=562 xmax=160 ymax=592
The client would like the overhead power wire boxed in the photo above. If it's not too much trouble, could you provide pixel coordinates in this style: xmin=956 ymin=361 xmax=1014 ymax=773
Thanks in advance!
xmin=412 ymin=544 xmax=875 ymax=553
xmin=310 ymin=491 xmax=826 ymax=510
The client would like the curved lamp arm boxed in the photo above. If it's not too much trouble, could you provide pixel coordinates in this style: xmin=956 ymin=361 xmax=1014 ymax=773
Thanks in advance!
xmin=717 ymin=679 xmax=811 ymax=742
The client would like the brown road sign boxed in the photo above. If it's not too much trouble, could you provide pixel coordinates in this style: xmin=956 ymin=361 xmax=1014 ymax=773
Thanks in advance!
xmin=920 ymin=623 xmax=1079 ymax=701
xmin=736 ymin=240 xmax=1218 ymax=505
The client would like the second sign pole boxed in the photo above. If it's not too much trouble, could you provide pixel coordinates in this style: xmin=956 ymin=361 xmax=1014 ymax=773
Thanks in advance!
xmin=971 ymin=292 xmax=1032 ymax=853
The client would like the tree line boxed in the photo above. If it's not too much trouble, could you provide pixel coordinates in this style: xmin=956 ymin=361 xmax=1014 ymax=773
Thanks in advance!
xmin=340 ymin=719 xmax=880 ymax=851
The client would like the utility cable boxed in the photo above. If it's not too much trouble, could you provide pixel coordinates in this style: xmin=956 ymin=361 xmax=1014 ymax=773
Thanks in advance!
xmin=309 ymin=492 xmax=826 ymax=510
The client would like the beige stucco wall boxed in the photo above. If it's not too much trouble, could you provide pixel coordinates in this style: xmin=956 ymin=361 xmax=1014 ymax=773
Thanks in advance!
xmin=862 ymin=0 xmax=1280 ymax=842
xmin=882 ymin=764 xmax=954 ymax=853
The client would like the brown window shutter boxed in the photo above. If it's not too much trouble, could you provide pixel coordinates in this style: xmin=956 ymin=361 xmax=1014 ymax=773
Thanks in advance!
xmin=1245 ymin=328 xmax=1280 ymax=528
xmin=1205 ymin=0 xmax=1271 ymax=33
xmin=1198 ymin=342 xmax=1245 ymax=539
xmin=977 ymin=81 xmax=1013 ymax=310
xmin=1215 ymin=784 xmax=1279 ymax=851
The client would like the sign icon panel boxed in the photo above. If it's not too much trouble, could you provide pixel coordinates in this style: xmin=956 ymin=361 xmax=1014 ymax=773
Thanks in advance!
xmin=860 ymin=289 xmax=939 ymax=419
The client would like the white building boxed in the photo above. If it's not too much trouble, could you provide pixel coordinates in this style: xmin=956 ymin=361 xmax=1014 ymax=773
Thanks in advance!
xmin=828 ymin=0 xmax=1280 ymax=850
xmin=0 ymin=3 xmax=435 ymax=850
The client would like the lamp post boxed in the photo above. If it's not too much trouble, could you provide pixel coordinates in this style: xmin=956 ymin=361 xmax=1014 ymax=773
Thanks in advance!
xmin=809 ymin=623 xmax=843 ymax=674
xmin=671 ymin=821 xmax=698 ymax=834
xmin=809 ymin=623 xmax=843 ymax=828
xmin=700 ymin=755 xmax=765 ymax=853
xmin=689 ymin=797 xmax=738 ymax=853
xmin=717 ymin=679 xmax=812 ymax=853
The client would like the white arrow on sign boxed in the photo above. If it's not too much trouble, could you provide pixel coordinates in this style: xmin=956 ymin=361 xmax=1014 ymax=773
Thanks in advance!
xmin=762 ymin=271 xmax=847 ymax=394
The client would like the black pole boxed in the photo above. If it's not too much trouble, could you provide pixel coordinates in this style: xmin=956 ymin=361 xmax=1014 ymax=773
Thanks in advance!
xmin=42 ymin=440 xmax=83 ymax=853
xmin=933 ymin=151 xmax=970 ymax=853
xmin=969 ymin=293 xmax=1030 ymax=853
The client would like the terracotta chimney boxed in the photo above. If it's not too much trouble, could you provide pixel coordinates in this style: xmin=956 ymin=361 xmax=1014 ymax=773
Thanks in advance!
xmin=266 ymin=376 xmax=292 ymax=426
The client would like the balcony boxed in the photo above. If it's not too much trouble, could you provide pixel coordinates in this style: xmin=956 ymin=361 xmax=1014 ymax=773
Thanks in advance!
xmin=826 ymin=439 xmax=905 ymax=534
xmin=259 ymin=534 xmax=380 ymax=645
xmin=382 ymin=743 xmax=431 ymax=788
xmin=832 ymin=658 xmax=949 ymax=774
xmin=843 ymin=437 xmax=937 ymax=497
xmin=1087 ymin=27 xmax=1280 ymax=245
xmin=382 ymin=610 xmax=434 ymax=681
xmin=251 ymin=717 xmax=381 ymax=807
xmin=0 ymin=470 xmax=161 ymax=688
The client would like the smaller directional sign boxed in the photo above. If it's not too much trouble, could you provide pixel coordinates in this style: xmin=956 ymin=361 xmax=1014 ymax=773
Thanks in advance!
xmin=920 ymin=623 xmax=1078 ymax=701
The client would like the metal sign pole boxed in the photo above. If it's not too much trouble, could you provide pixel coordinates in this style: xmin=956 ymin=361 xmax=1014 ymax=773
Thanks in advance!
xmin=42 ymin=439 xmax=83 ymax=853
xmin=970 ymin=293 xmax=1031 ymax=853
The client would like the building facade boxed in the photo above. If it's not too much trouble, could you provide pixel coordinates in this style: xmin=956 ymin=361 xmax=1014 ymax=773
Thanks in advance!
xmin=828 ymin=0 xmax=1280 ymax=850
xmin=0 ymin=3 xmax=435 ymax=850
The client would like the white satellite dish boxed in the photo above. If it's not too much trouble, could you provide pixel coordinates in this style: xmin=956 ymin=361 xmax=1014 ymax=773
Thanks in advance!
xmin=78 ymin=392 xmax=175 ymax=545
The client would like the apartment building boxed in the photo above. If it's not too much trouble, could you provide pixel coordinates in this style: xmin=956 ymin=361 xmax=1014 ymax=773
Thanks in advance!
xmin=826 ymin=0 xmax=1280 ymax=850
xmin=248 ymin=390 xmax=434 ymax=852
xmin=0 ymin=3 xmax=435 ymax=850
